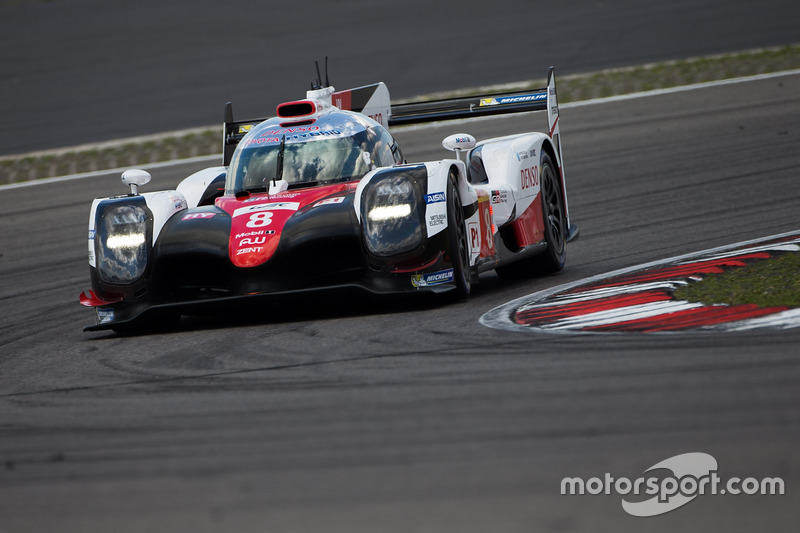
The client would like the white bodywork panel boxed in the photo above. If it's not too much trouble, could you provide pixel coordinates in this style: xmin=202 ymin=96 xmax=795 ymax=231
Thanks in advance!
xmin=176 ymin=166 xmax=227 ymax=208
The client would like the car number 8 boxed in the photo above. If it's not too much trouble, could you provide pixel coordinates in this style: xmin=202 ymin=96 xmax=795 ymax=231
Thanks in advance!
xmin=246 ymin=212 xmax=273 ymax=228
xmin=484 ymin=209 xmax=493 ymax=249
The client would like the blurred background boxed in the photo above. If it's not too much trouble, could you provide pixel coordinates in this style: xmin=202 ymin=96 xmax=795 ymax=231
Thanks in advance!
xmin=2 ymin=0 xmax=799 ymax=155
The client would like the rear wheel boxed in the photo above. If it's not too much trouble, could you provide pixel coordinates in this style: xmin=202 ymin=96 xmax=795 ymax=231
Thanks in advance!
xmin=537 ymin=153 xmax=567 ymax=273
xmin=496 ymin=153 xmax=566 ymax=278
xmin=446 ymin=173 xmax=471 ymax=299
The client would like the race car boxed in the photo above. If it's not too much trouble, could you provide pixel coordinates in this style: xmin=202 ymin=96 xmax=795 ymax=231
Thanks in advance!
xmin=80 ymin=66 xmax=578 ymax=332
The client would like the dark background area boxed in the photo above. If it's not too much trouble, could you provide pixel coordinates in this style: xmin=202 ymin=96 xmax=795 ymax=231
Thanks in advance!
xmin=1 ymin=0 xmax=799 ymax=155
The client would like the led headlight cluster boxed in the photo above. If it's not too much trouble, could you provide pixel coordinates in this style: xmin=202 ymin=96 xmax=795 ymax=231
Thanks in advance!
xmin=96 ymin=202 xmax=151 ymax=284
xmin=362 ymin=174 xmax=423 ymax=256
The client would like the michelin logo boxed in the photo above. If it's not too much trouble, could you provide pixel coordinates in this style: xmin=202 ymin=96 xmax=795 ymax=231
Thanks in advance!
xmin=411 ymin=268 xmax=454 ymax=288
xmin=480 ymin=92 xmax=547 ymax=107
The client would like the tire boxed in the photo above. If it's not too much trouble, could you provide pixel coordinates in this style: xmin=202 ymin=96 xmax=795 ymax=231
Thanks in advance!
xmin=496 ymin=153 xmax=566 ymax=278
xmin=536 ymin=153 xmax=567 ymax=273
xmin=446 ymin=172 xmax=471 ymax=299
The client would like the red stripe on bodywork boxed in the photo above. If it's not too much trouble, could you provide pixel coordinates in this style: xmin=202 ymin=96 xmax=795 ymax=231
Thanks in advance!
xmin=511 ymin=192 xmax=544 ymax=247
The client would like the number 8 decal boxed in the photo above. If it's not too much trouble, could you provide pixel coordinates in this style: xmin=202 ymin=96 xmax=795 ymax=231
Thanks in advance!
xmin=246 ymin=211 xmax=273 ymax=228
xmin=484 ymin=208 xmax=493 ymax=250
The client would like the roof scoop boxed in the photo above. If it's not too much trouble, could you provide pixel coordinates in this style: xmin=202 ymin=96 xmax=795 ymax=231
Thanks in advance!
xmin=277 ymin=100 xmax=319 ymax=118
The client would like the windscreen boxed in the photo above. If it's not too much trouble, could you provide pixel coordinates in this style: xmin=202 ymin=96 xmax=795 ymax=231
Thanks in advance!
xmin=228 ymin=133 xmax=373 ymax=193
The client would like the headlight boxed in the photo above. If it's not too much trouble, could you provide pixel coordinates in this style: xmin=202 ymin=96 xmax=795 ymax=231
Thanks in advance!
xmin=96 ymin=202 xmax=151 ymax=284
xmin=362 ymin=174 xmax=423 ymax=256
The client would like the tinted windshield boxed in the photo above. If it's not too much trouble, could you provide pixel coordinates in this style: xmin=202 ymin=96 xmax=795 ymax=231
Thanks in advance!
xmin=226 ymin=118 xmax=401 ymax=193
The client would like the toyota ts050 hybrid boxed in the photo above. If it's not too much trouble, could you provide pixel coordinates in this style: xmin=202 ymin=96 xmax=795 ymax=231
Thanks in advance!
xmin=80 ymin=66 xmax=578 ymax=332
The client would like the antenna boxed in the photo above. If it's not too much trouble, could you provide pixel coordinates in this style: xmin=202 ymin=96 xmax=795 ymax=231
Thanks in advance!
xmin=313 ymin=61 xmax=322 ymax=90
xmin=324 ymin=56 xmax=330 ymax=87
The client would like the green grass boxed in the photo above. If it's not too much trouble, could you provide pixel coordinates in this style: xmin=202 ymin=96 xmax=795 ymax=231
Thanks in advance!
xmin=673 ymin=252 xmax=800 ymax=308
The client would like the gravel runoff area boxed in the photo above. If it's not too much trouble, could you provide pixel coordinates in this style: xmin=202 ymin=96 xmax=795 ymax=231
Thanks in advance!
xmin=2 ymin=44 xmax=799 ymax=186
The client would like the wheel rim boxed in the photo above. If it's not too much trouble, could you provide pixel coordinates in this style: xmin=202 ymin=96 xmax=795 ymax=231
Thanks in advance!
xmin=542 ymin=164 xmax=565 ymax=253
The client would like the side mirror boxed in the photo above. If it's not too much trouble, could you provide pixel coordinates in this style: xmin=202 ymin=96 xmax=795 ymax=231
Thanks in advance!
xmin=121 ymin=169 xmax=151 ymax=196
xmin=442 ymin=133 xmax=476 ymax=162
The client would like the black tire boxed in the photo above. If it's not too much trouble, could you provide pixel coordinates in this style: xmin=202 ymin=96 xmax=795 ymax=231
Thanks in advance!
xmin=446 ymin=173 xmax=471 ymax=299
xmin=536 ymin=153 xmax=567 ymax=273
xmin=496 ymin=153 xmax=566 ymax=278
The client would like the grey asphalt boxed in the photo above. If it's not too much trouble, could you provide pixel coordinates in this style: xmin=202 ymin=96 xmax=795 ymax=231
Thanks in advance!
xmin=1 ymin=73 xmax=798 ymax=532
xmin=2 ymin=0 xmax=800 ymax=155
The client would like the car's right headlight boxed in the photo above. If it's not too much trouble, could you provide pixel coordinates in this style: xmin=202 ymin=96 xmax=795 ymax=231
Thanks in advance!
xmin=362 ymin=174 xmax=424 ymax=256
xmin=96 ymin=201 xmax=152 ymax=284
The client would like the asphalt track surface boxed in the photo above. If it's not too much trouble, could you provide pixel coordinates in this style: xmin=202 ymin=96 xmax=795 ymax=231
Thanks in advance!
xmin=2 ymin=0 xmax=800 ymax=155
xmin=1 ymin=73 xmax=799 ymax=532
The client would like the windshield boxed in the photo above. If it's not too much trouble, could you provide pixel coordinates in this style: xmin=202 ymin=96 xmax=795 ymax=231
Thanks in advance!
xmin=226 ymin=113 xmax=402 ymax=194
xmin=231 ymin=136 xmax=368 ymax=192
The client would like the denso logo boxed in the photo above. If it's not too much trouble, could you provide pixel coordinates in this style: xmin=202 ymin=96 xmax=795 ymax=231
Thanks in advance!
xmin=521 ymin=166 xmax=539 ymax=190
xmin=426 ymin=192 xmax=446 ymax=204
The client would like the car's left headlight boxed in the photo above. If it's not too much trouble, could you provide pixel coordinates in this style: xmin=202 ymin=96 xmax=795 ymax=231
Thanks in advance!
xmin=362 ymin=174 xmax=423 ymax=256
xmin=96 ymin=202 xmax=151 ymax=284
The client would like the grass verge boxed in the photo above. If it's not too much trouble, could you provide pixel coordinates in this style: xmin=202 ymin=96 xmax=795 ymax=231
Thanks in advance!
xmin=673 ymin=252 xmax=800 ymax=309
xmin=2 ymin=44 xmax=800 ymax=186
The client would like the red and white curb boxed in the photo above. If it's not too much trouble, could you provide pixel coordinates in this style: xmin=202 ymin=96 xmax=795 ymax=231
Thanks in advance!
xmin=480 ymin=231 xmax=800 ymax=334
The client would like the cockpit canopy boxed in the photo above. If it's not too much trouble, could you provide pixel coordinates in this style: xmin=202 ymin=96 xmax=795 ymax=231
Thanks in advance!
xmin=225 ymin=110 xmax=402 ymax=194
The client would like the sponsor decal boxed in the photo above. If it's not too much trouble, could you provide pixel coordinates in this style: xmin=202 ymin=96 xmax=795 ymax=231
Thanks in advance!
xmin=491 ymin=190 xmax=508 ymax=204
xmin=236 ymin=246 xmax=263 ymax=255
xmin=245 ymin=129 xmax=343 ymax=146
xmin=428 ymin=213 xmax=446 ymax=227
xmin=232 ymin=202 xmax=300 ymax=218
xmin=244 ymin=192 xmax=300 ymax=202
xmin=521 ymin=166 xmax=539 ymax=190
xmin=234 ymin=230 xmax=274 ymax=239
xmin=97 ymin=308 xmax=114 ymax=324
xmin=479 ymin=92 xmax=547 ymax=107
xmin=481 ymin=232 xmax=800 ymax=333
xmin=182 ymin=212 xmax=216 ymax=220
xmin=314 ymin=196 xmax=346 ymax=207
xmin=239 ymin=236 xmax=267 ymax=246
xmin=88 ymin=229 xmax=95 ymax=239
xmin=469 ymin=221 xmax=480 ymax=250
xmin=169 ymin=194 xmax=186 ymax=210
xmin=411 ymin=268 xmax=454 ymax=288
xmin=425 ymin=192 xmax=446 ymax=204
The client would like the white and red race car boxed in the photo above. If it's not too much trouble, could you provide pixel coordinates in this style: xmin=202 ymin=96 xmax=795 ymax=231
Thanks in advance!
xmin=80 ymin=66 xmax=578 ymax=332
